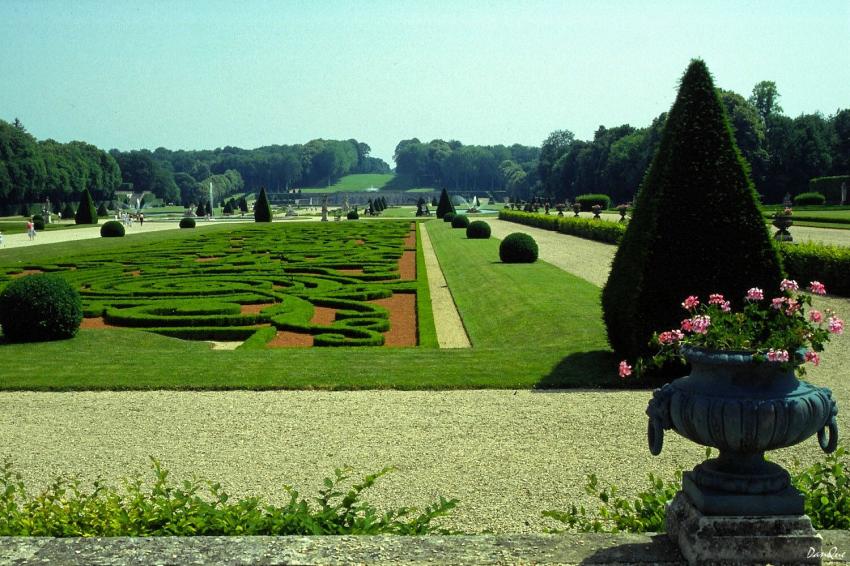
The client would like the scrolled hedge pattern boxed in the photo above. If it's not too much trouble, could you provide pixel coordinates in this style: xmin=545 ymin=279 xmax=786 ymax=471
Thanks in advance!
xmin=1 ymin=222 xmax=419 ymax=346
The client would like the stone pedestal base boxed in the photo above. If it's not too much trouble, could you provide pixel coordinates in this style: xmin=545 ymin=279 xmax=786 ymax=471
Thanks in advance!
xmin=666 ymin=492 xmax=822 ymax=565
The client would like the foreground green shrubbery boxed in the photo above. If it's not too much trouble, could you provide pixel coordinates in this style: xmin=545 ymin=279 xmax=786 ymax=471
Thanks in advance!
xmin=0 ymin=274 xmax=82 ymax=342
xmin=0 ymin=459 xmax=457 ymax=536
xmin=544 ymin=447 xmax=850 ymax=533
xmin=780 ymin=242 xmax=850 ymax=297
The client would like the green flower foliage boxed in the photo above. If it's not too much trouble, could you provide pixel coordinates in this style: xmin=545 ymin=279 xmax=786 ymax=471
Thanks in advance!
xmin=436 ymin=188 xmax=455 ymax=219
xmin=0 ymin=458 xmax=458 ymax=536
xmin=601 ymin=59 xmax=784 ymax=363
xmin=451 ymin=214 xmax=470 ymax=229
xmin=466 ymin=220 xmax=491 ymax=239
xmin=6 ymin=222 xmax=417 ymax=347
xmin=75 ymin=188 xmax=98 ymax=225
xmin=499 ymin=233 xmax=538 ymax=263
xmin=100 ymin=220 xmax=125 ymax=237
xmin=254 ymin=187 xmax=272 ymax=222
xmin=0 ymin=274 xmax=82 ymax=342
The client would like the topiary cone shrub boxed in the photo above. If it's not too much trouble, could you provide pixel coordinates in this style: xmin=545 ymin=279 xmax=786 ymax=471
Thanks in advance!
xmin=75 ymin=188 xmax=98 ymax=225
xmin=499 ymin=232 xmax=538 ymax=263
xmin=601 ymin=59 xmax=784 ymax=366
xmin=451 ymin=214 xmax=470 ymax=229
xmin=0 ymin=274 xmax=82 ymax=342
xmin=179 ymin=217 xmax=196 ymax=229
xmin=254 ymin=187 xmax=272 ymax=222
xmin=96 ymin=202 xmax=109 ymax=217
xmin=100 ymin=220 xmax=125 ymax=237
xmin=466 ymin=220 xmax=491 ymax=239
xmin=443 ymin=212 xmax=455 ymax=223
xmin=436 ymin=188 xmax=455 ymax=219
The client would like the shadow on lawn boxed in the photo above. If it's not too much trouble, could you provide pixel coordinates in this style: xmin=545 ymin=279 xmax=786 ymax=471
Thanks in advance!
xmin=535 ymin=350 xmax=665 ymax=390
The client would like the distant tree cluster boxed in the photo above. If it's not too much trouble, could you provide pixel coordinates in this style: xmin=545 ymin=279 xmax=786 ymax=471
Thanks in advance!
xmin=392 ymin=139 xmax=540 ymax=198
xmin=110 ymin=139 xmax=391 ymax=208
xmin=538 ymin=82 xmax=849 ymax=204
xmin=0 ymin=119 xmax=121 ymax=212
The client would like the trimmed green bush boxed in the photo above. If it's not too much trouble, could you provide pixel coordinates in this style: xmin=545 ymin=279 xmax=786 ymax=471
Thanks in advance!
xmin=75 ymin=188 xmax=98 ymax=225
xmin=254 ymin=187 xmax=272 ymax=222
xmin=499 ymin=232 xmax=538 ymax=263
xmin=499 ymin=210 xmax=625 ymax=244
xmin=436 ymin=188 xmax=455 ymax=219
xmin=179 ymin=217 xmax=196 ymax=229
xmin=575 ymin=194 xmax=611 ymax=211
xmin=347 ymin=210 xmax=359 ymax=220
xmin=96 ymin=202 xmax=109 ymax=217
xmin=443 ymin=212 xmax=455 ymax=223
xmin=451 ymin=214 xmax=470 ymax=229
xmin=100 ymin=220 xmax=125 ymax=237
xmin=0 ymin=274 xmax=82 ymax=342
xmin=31 ymin=214 xmax=45 ymax=231
xmin=793 ymin=192 xmax=826 ymax=206
xmin=601 ymin=59 xmax=784 ymax=363
xmin=466 ymin=220 xmax=491 ymax=239
xmin=809 ymin=175 xmax=850 ymax=203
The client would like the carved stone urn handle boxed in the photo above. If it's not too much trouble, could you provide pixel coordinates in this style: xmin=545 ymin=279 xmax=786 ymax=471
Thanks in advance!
xmin=818 ymin=389 xmax=839 ymax=453
xmin=646 ymin=384 xmax=674 ymax=456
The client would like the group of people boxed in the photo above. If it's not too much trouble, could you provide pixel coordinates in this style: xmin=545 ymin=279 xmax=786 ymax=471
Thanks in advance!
xmin=116 ymin=212 xmax=144 ymax=227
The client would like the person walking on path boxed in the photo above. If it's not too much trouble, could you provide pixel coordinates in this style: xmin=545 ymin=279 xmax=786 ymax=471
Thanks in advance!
xmin=139 ymin=213 xmax=144 ymax=226
xmin=26 ymin=220 xmax=35 ymax=241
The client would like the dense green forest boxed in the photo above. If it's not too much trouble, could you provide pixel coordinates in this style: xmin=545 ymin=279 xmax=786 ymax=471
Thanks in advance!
xmin=1 ymin=80 xmax=846 ymax=211
xmin=537 ymin=81 xmax=849 ymax=205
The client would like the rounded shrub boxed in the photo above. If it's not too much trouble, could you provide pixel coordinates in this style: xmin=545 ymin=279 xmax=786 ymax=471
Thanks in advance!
xmin=466 ymin=220 xmax=491 ymax=239
xmin=499 ymin=232 xmax=538 ymax=263
xmin=451 ymin=214 xmax=470 ymax=229
xmin=100 ymin=220 xmax=125 ymax=237
xmin=793 ymin=192 xmax=826 ymax=206
xmin=347 ymin=210 xmax=359 ymax=220
xmin=31 ymin=214 xmax=45 ymax=231
xmin=443 ymin=212 xmax=455 ymax=223
xmin=576 ymin=193 xmax=612 ymax=211
xmin=180 ymin=217 xmax=196 ymax=229
xmin=0 ymin=274 xmax=83 ymax=342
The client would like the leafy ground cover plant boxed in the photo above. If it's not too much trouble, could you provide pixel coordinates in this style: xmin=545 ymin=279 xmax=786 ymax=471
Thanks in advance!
xmin=0 ymin=458 xmax=457 ymax=536
xmin=617 ymin=278 xmax=844 ymax=379
xmin=544 ymin=447 xmax=850 ymax=533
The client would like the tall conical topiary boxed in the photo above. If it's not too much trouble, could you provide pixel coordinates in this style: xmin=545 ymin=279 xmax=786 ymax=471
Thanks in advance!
xmin=74 ymin=188 xmax=98 ymax=225
xmin=254 ymin=187 xmax=272 ymax=222
xmin=436 ymin=188 xmax=455 ymax=219
xmin=601 ymin=59 xmax=784 ymax=364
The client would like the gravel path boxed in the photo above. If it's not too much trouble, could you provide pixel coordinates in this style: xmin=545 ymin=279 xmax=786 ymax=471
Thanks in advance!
xmin=0 ymin=219 xmax=848 ymax=534
xmin=420 ymin=222 xmax=471 ymax=348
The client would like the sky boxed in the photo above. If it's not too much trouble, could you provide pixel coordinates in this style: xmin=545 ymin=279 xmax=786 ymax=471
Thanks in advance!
xmin=1 ymin=0 xmax=848 ymax=166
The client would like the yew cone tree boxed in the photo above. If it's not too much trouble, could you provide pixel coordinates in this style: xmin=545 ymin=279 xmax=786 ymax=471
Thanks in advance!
xmin=436 ymin=188 xmax=455 ymax=219
xmin=74 ymin=188 xmax=98 ymax=224
xmin=254 ymin=187 xmax=272 ymax=222
xmin=601 ymin=59 xmax=784 ymax=363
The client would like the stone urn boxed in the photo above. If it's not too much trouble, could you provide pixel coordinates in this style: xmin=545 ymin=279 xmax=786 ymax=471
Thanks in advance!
xmin=772 ymin=214 xmax=793 ymax=242
xmin=591 ymin=205 xmax=602 ymax=220
xmin=648 ymin=347 xmax=838 ymax=510
xmin=572 ymin=203 xmax=581 ymax=217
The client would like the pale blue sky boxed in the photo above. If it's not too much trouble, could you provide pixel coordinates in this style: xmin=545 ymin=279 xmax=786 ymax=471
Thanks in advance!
xmin=2 ymin=0 xmax=848 ymax=165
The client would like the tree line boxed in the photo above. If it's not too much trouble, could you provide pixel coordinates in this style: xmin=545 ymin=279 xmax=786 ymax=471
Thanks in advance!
xmin=537 ymin=81 xmax=849 ymax=205
xmin=393 ymin=139 xmax=540 ymax=195
xmin=0 ymin=119 xmax=121 ymax=213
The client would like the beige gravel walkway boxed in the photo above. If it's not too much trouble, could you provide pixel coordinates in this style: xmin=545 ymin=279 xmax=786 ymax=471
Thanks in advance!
xmin=420 ymin=222 xmax=471 ymax=348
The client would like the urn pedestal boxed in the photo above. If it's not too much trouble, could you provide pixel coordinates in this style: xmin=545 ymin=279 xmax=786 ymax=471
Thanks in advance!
xmin=773 ymin=216 xmax=794 ymax=242
xmin=647 ymin=347 xmax=839 ymax=564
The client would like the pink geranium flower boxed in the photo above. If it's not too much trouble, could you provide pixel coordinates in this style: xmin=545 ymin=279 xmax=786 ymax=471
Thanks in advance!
xmin=681 ymin=318 xmax=694 ymax=332
xmin=746 ymin=287 xmax=764 ymax=301
xmin=780 ymin=279 xmax=799 ymax=292
xmin=828 ymin=317 xmax=844 ymax=335
xmin=618 ymin=360 xmax=632 ymax=378
xmin=771 ymin=297 xmax=785 ymax=310
xmin=708 ymin=293 xmax=725 ymax=305
xmin=690 ymin=315 xmax=711 ymax=334
xmin=766 ymin=349 xmax=790 ymax=362
xmin=805 ymin=351 xmax=820 ymax=366
xmin=681 ymin=295 xmax=700 ymax=311
xmin=809 ymin=310 xmax=823 ymax=323
xmin=658 ymin=330 xmax=685 ymax=345
xmin=808 ymin=281 xmax=826 ymax=295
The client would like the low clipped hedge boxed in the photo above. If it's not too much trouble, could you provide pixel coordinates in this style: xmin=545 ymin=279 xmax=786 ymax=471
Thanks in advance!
xmin=179 ymin=217 xmax=196 ymax=229
xmin=780 ymin=242 xmax=850 ymax=297
xmin=466 ymin=220 xmax=491 ymax=239
xmin=100 ymin=220 xmax=125 ymax=237
xmin=347 ymin=210 xmax=359 ymax=220
xmin=793 ymin=192 xmax=826 ymax=206
xmin=443 ymin=212 xmax=455 ymax=223
xmin=500 ymin=209 xmax=625 ymax=244
xmin=575 ymin=194 xmax=611 ymax=211
xmin=499 ymin=232 xmax=538 ymax=263
xmin=0 ymin=274 xmax=82 ymax=342
xmin=451 ymin=214 xmax=470 ymax=229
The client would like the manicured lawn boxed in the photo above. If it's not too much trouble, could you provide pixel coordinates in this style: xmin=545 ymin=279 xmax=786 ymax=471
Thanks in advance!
xmin=0 ymin=220 xmax=94 ymax=235
xmin=0 ymin=220 xmax=616 ymax=390
xmin=300 ymin=174 xmax=394 ymax=193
